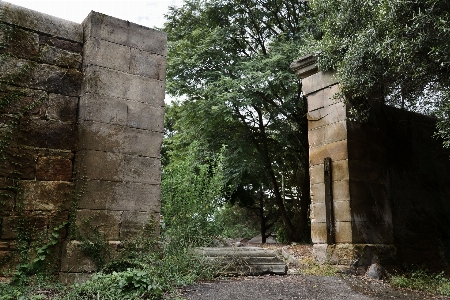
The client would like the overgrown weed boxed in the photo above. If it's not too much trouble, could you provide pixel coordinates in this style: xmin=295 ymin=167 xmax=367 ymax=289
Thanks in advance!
xmin=299 ymin=257 xmax=338 ymax=276
xmin=390 ymin=269 xmax=450 ymax=296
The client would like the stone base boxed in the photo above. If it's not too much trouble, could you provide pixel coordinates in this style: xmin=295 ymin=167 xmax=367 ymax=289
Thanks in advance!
xmin=313 ymin=243 xmax=397 ymax=267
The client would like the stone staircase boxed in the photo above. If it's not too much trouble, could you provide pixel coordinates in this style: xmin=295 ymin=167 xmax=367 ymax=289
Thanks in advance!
xmin=195 ymin=247 xmax=287 ymax=276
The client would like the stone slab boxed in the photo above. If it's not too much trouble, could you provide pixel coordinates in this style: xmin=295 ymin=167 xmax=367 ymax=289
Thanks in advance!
xmin=307 ymin=101 xmax=347 ymax=130
xmin=130 ymin=48 xmax=166 ymax=80
xmin=0 ymin=2 xmax=83 ymax=42
xmin=81 ymin=65 xmax=165 ymax=105
xmin=79 ymin=94 xmax=164 ymax=131
xmin=0 ymin=56 xmax=82 ymax=97
xmin=309 ymin=140 xmax=348 ymax=166
xmin=83 ymin=11 xmax=167 ymax=55
xmin=306 ymin=84 xmax=340 ymax=112
xmin=39 ymin=44 xmax=82 ymax=69
xmin=76 ymin=150 xmax=161 ymax=184
xmin=36 ymin=156 xmax=73 ymax=181
xmin=302 ymin=71 xmax=339 ymax=95
xmin=78 ymin=121 xmax=163 ymax=157
xmin=75 ymin=209 xmax=121 ymax=240
xmin=77 ymin=180 xmax=160 ymax=212
xmin=46 ymin=93 xmax=78 ymax=123
xmin=310 ymin=221 xmax=327 ymax=244
xmin=21 ymin=180 xmax=73 ymax=211
xmin=334 ymin=221 xmax=352 ymax=243
xmin=83 ymin=38 xmax=131 ymax=73
xmin=0 ymin=23 xmax=39 ymax=60
xmin=120 ymin=211 xmax=156 ymax=239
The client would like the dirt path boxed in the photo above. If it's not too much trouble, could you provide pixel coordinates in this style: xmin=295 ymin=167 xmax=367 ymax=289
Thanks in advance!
xmin=181 ymin=243 xmax=449 ymax=300
xmin=181 ymin=274 xmax=448 ymax=300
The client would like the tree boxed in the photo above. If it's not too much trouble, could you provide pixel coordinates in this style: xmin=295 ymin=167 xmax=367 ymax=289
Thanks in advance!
xmin=307 ymin=0 xmax=450 ymax=143
xmin=163 ymin=0 xmax=314 ymax=242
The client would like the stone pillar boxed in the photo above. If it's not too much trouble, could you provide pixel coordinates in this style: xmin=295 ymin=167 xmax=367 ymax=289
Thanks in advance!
xmin=60 ymin=12 xmax=166 ymax=283
xmin=291 ymin=56 xmax=396 ymax=268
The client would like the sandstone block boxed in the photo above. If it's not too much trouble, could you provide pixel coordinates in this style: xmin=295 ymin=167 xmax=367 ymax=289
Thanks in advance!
xmin=332 ymin=159 xmax=350 ymax=181
xmin=39 ymin=45 xmax=82 ymax=69
xmin=0 ymin=212 xmax=48 ymax=239
xmin=120 ymin=211 xmax=156 ymax=239
xmin=309 ymin=140 xmax=348 ymax=166
xmin=47 ymin=93 xmax=78 ymax=123
xmin=18 ymin=118 xmax=77 ymax=150
xmin=310 ymin=183 xmax=324 ymax=204
xmin=324 ymin=121 xmax=347 ymax=144
xmin=0 ymin=147 xmax=37 ymax=179
xmin=36 ymin=156 xmax=73 ymax=181
xmin=333 ymin=180 xmax=350 ymax=201
xmin=60 ymin=240 xmax=96 ymax=273
xmin=130 ymin=48 xmax=166 ymax=80
xmin=333 ymin=200 xmax=351 ymax=222
xmin=311 ymin=221 xmax=327 ymax=244
xmin=0 ymin=2 xmax=83 ymax=42
xmin=308 ymin=126 xmax=325 ymax=149
xmin=302 ymin=71 xmax=339 ymax=96
xmin=75 ymin=209 xmax=121 ymax=240
xmin=82 ymin=66 xmax=165 ymax=105
xmin=0 ymin=24 xmax=39 ymax=59
xmin=306 ymin=84 xmax=340 ymax=112
xmin=76 ymin=150 xmax=161 ymax=184
xmin=0 ymin=86 xmax=47 ymax=116
xmin=0 ymin=55 xmax=82 ymax=97
xmin=126 ymin=101 xmax=164 ymax=131
xmin=83 ymin=38 xmax=131 ymax=72
xmin=77 ymin=180 xmax=160 ymax=212
xmin=39 ymin=35 xmax=83 ymax=53
xmin=83 ymin=12 xmax=167 ymax=55
xmin=309 ymin=164 xmax=324 ymax=185
xmin=334 ymin=221 xmax=352 ymax=243
xmin=21 ymin=181 xmax=73 ymax=211
xmin=310 ymin=202 xmax=325 ymax=223
xmin=78 ymin=121 xmax=163 ymax=157
xmin=78 ymin=93 xmax=128 ymax=125
xmin=307 ymin=101 xmax=347 ymax=130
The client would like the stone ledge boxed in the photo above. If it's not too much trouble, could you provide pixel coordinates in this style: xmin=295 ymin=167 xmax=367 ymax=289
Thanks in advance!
xmin=0 ymin=2 xmax=82 ymax=42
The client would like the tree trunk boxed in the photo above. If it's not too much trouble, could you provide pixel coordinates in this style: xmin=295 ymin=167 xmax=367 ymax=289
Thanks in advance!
xmin=259 ymin=190 xmax=266 ymax=243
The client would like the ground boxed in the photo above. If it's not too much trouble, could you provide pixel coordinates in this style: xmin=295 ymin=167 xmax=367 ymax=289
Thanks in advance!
xmin=180 ymin=243 xmax=450 ymax=300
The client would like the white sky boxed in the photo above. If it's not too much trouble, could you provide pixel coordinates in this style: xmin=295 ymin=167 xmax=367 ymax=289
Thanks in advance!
xmin=2 ymin=0 xmax=185 ymax=28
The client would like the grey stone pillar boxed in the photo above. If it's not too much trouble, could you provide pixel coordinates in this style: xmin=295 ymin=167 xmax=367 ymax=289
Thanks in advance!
xmin=60 ymin=12 xmax=166 ymax=283
xmin=291 ymin=55 xmax=396 ymax=268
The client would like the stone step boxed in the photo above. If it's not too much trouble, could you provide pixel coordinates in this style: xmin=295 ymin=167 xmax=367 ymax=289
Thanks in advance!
xmin=195 ymin=247 xmax=287 ymax=276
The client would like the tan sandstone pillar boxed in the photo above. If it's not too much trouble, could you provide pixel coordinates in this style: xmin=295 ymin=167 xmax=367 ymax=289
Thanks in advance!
xmin=60 ymin=12 xmax=166 ymax=283
xmin=291 ymin=56 xmax=396 ymax=268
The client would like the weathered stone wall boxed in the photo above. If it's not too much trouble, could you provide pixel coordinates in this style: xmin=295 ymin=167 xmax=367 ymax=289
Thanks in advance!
xmin=60 ymin=11 xmax=166 ymax=284
xmin=292 ymin=55 xmax=450 ymax=269
xmin=0 ymin=2 xmax=165 ymax=280
xmin=0 ymin=2 xmax=83 ymax=274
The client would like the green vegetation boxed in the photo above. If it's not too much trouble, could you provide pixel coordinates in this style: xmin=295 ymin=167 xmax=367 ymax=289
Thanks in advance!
xmin=390 ymin=270 xmax=450 ymax=296
xmin=163 ymin=0 xmax=314 ymax=243
xmin=306 ymin=0 xmax=450 ymax=142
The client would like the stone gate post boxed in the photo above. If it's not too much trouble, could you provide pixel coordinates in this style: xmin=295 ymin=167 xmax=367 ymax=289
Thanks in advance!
xmin=60 ymin=12 xmax=166 ymax=283
xmin=291 ymin=55 xmax=396 ymax=268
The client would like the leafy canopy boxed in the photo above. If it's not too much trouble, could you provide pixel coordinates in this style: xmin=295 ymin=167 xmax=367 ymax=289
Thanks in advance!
xmin=163 ymin=0 xmax=314 ymax=241
xmin=308 ymin=0 xmax=450 ymax=143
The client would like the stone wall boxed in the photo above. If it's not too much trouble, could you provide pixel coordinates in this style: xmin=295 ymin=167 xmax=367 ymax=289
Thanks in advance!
xmin=292 ymin=55 xmax=450 ymax=269
xmin=0 ymin=3 xmax=83 ymax=275
xmin=0 ymin=2 xmax=165 ymax=280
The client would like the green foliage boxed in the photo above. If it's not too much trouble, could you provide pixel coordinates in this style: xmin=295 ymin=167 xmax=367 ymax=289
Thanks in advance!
xmin=162 ymin=142 xmax=225 ymax=248
xmin=163 ymin=0 xmax=313 ymax=242
xmin=390 ymin=269 xmax=450 ymax=296
xmin=12 ymin=222 xmax=67 ymax=284
xmin=307 ymin=0 xmax=450 ymax=142
xmin=214 ymin=204 xmax=259 ymax=239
